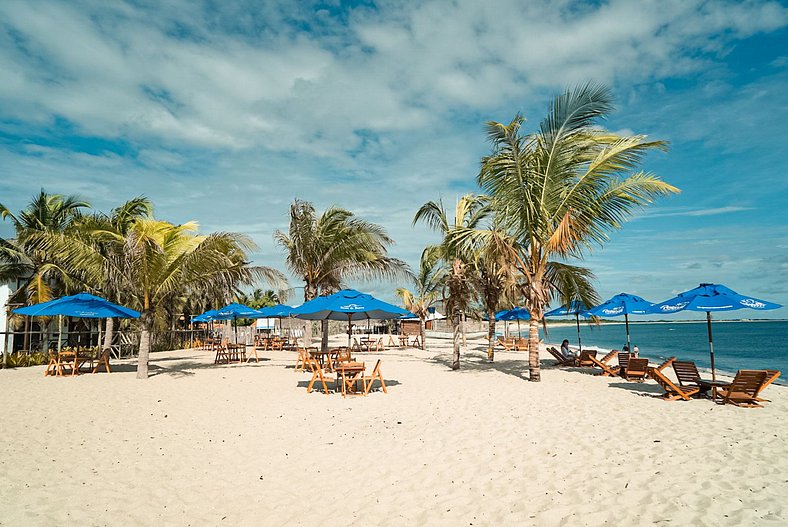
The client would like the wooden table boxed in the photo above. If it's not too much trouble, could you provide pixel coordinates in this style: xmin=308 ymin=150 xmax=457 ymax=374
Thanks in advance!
xmin=336 ymin=362 xmax=366 ymax=396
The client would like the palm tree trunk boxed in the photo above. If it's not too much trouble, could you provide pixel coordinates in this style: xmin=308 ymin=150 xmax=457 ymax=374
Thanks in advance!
xmin=419 ymin=318 xmax=426 ymax=350
xmin=461 ymin=313 xmax=467 ymax=349
xmin=103 ymin=317 xmax=114 ymax=351
xmin=320 ymin=320 xmax=329 ymax=352
xmin=527 ymin=317 xmax=540 ymax=382
xmin=487 ymin=309 xmax=496 ymax=362
xmin=451 ymin=307 xmax=461 ymax=370
xmin=136 ymin=313 xmax=153 ymax=379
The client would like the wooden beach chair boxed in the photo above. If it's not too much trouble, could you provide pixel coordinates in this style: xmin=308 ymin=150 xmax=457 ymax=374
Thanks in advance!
xmin=754 ymin=370 xmax=781 ymax=402
xmin=91 ymin=348 xmax=112 ymax=373
xmin=363 ymin=360 xmax=388 ymax=395
xmin=647 ymin=357 xmax=676 ymax=380
xmin=576 ymin=350 xmax=597 ymax=367
xmin=716 ymin=370 xmax=768 ymax=408
xmin=546 ymin=347 xmax=575 ymax=367
xmin=623 ymin=358 xmax=649 ymax=381
xmin=651 ymin=368 xmax=701 ymax=401
xmin=495 ymin=336 xmax=514 ymax=352
xmin=514 ymin=338 xmax=528 ymax=352
xmin=295 ymin=347 xmax=311 ymax=372
xmin=672 ymin=361 xmax=711 ymax=394
xmin=306 ymin=354 xmax=334 ymax=395
xmin=45 ymin=351 xmax=59 ymax=376
xmin=617 ymin=352 xmax=631 ymax=375
xmin=588 ymin=354 xmax=619 ymax=377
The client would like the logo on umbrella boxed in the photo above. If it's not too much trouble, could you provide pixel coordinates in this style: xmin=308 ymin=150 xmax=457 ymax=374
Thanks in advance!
xmin=339 ymin=303 xmax=365 ymax=311
xmin=740 ymin=298 xmax=766 ymax=308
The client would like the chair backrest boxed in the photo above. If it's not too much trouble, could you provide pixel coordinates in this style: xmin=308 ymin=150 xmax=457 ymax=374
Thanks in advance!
xmin=618 ymin=352 xmax=631 ymax=369
xmin=672 ymin=361 xmax=702 ymax=386
xmin=577 ymin=350 xmax=597 ymax=365
xmin=627 ymin=358 xmax=649 ymax=376
xmin=728 ymin=370 xmax=768 ymax=397
xmin=600 ymin=350 xmax=618 ymax=364
xmin=371 ymin=359 xmax=382 ymax=377
xmin=757 ymin=370 xmax=781 ymax=395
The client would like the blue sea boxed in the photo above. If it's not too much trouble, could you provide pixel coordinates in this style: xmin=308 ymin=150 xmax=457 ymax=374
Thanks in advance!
xmin=530 ymin=320 xmax=787 ymax=377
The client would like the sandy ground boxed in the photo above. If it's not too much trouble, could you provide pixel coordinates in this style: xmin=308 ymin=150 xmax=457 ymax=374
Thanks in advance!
xmin=1 ymin=334 xmax=786 ymax=526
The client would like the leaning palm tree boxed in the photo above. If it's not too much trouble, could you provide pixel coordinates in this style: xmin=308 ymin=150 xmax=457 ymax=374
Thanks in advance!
xmin=395 ymin=248 xmax=443 ymax=350
xmin=413 ymin=194 xmax=487 ymax=369
xmin=274 ymin=199 xmax=409 ymax=351
xmin=478 ymin=83 xmax=679 ymax=381
xmin=28 ymin=218 xmax=286 ymax=378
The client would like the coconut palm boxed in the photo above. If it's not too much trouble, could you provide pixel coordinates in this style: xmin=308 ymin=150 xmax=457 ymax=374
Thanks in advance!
xmin=477 ymin=83 xmax=679 ymax=381
xmin=395 ymin=248 xmax=443 ymax=350
xmin=28 ymin=218 xmax=286 ymax=378
xmin=413 ymin=194 xmax=487 ymax=369
xmin=274 ymin=199 xmax=409 ymax=351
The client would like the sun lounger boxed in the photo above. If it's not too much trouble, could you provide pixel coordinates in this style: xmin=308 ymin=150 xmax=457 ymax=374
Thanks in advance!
xmin=588 ymin=354 xmax=619 ymax=377
xmin=514 ymin=338 xmax=528 ymax=352
xmin=650 ymin=368 xmax=701 ymax=401
xmin=647 ymin=357 xmax=676 ymax=380
xmin=546 ymin=347 xmax=575 ymax=366
xmin=672 ymin=360 xmax=711 ymax=394
xmin=576 ymin=350 xmax=597 ymax=367
xmin=754 ymin=370 xmax=781 ymax=402
xmin=362 ymin=360 xmax=387 ymax=395
xmin=495 ymin=336 xmax=515 ymax=352
xmin=716 ymin=370 xmax=769 ymax=408
xmin=623 ymin=358 xmax=649 ymax=381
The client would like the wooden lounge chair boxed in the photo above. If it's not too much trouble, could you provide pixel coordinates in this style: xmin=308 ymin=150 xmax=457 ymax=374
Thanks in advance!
xmin=546 ymin=347 xmax=575 ymax=366
xmin=306 ymin=354 xmax=334 ymax=395
xmin=617 ymin=352 xmax=631 ymax=375
xmin=754 ymin=370 xmax=781 ymax=402
xmin=363 ymin=360 xmax=387 ymax=395
xmin=514 ymin=338 xmax=528 ymax=352
xmin=672 ymin=361 xmax=711 ymax=394
xmin=495 ymin=336 xmax=514 ymax=352
xmin=716 ymin=370 xmax=768 ymax=408
xmin=91 ymin=348 xmax=112 ymax=373
xmin=623 ymin=358 xmax=649 ymax=381
xmin=647 ymin=357 xmax=676 ymax=380
xmin=576 ymin=350 xmax=597 ymax=367
xmin=588 ymin=354 xmax=619 ymax=377
xmin=650 ymin=368 xmax=701 ymax=401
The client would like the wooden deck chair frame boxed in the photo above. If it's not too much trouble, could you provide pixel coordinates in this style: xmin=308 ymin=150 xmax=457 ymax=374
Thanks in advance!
xmin=599 ymin=350 xmax=618 ymax=367
xmin=91 ymin=348 xmax=112 ymax=374
xmin=588 ymin=354 xmax=619 ymax=377
xmin=295 ymin=347 xmax=309 ymax=372
xmin=45 ymin=351 xmax=59 ymax=376
xmin=306 ymin=355 xmax=333 ymax=395
xmin=387 ymin=335 xmax=398 ymax=348
xmin=672 ymin=360 xmax=711 ymax=394
xmin=754 ymin=370 xmax=781 ymax=402
xmin=495 ymin=336 xmax=513 ymax=352
xmin=716 ymin=370 xmax=768 ymax=408
xmin=624 ymin=358 xmax=649 ymax=381
xmin=514 ymin=337 xmax=528 ymax=352
xmin=651 ymin=368 xmax=701 ymax=401
xmin=546 ymin=347 xmax=575 ymax=367
xmin=647 ymin=357 xmax=676 ymax=380
xmin=363 ymin=360 xmax=387 ymax=395
xmin=576 ymin=350 xmax=597 ymax=368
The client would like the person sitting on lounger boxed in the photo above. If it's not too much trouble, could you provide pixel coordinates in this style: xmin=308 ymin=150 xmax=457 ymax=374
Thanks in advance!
xmin=560 ymin=339 xmax=575 ymax=360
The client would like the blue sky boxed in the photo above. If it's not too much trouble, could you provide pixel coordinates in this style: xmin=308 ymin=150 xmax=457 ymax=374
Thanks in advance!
xmin=1 ymin=0 xmax=787 ymax=319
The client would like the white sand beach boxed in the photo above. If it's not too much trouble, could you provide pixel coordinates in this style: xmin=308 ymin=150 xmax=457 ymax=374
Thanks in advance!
xmin=2 ymin=334 xmax=786 ymax=526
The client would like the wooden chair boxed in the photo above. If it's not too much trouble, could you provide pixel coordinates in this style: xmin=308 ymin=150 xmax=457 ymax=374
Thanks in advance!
xmin=363 ymin=360 xmax=387 ymax=395
xmin=672 ymin=361 xmax=711 ymax=394
xmin=45 ymin=351 xmax=59 ymax=376
xmin=623 ymin=358 xmax=649 ymax=381
xmin=295 ymin=347 xmax=308 ymax=372
xmin=514 ymin=338 xmax=528 ymax=352
xmin=386 ymin=335 xmax=398 ymax=348
xmin=650 ymin=367 xmax=701 ymax=401
xmin=754 ymin=370 xmax=781 ymax=402
xmin=546 ymin=347 xmax=575 ymax=367
xmin=214 ymin=342 xmax=230 ymax=365
xmin=306 ymin=354 xmax=334 ymax=395
xmin=576 ymin=350 xmax=597 ymax=367
xmin=617 ymin=352 xmax=632 ymax=375
xmin=333 ymin=347 xmax=352 ymax=369
xmin=647 ymin=357 xmax=676 ymax=380
xmin=495 ymin=336 xmax=514 ymax=352
xmin=716 ymin=370 xmax=768 ymax=408
xmin=91 ymin=348 xmax=112 ymax=373
xmin=588 ymin=354 xmax=619 ymax=377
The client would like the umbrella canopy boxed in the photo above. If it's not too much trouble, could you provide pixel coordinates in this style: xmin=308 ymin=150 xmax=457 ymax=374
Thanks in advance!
xmin=292 ymin=289 xmax=410 ymax=347
xmin=584 ymin=293 xmax=654 ymax=353
xmin=545 ymin=301 xmax=589 ymax=352
xmin=193 ymin=309 xmax=220 ymax=323
xmin=256 ymin=304 xmax=295 ymax=318
xmin=213 ymin=303 xmax=265 ymax=320
xmin=495 ymin=308 xmax=531 ymax=321
xmin=645 ymin=283 xmax=781 ymax=381
xmin=14 ymin=293 xmax=140 ymax=319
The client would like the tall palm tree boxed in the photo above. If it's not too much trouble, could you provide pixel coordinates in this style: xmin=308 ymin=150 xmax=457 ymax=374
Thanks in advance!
xmin=274 ymin=199 xmax=409 ymax=351
xmin=395 ymin=248 xmax=443 ymax=350
xmin=477 ymin=83 xmax=679 ymax=381
xmin=413 ymin=194 xmax=487 ymax=369
xmin=29 ymin=218 xmax=285 ymax=378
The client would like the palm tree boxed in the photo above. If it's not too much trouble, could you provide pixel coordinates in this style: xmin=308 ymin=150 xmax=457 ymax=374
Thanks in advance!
xmin=477 ymin=83 xmax=679 ymax=381
xmin=275 ymin=200 xmax=409 ymax=351
xmin=395 ymin=248 xmax=442 ymax=350
xmin=413 ymin=195 xmax=487 ymax=369
xmin=29 ymin=218 xmax=286 ymax=378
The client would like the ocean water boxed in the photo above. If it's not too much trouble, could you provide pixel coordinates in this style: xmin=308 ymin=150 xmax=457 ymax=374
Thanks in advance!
xmin=530 ymin=320 xmax=787 ymax=377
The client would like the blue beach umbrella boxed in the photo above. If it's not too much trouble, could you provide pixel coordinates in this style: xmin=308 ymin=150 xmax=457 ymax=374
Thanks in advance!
xmin=256 ymin=304 xmax=295 ymax=336
xmin=14 ymin=293 xmax=140 ymax=354
xmin=545 ymin=301 xmax=589 ymax=352
xmin=292 ymin=289 xmax=410 ymax=347
xmin=193 ymin=309 xmax=220 ymax=323
xmin=493 ymin=308 xmax=531 ymax=339
xmin=645 ymin=283 xmax=782 ymax=381
xmin=584 ymin=293 xmax=654 ymax=354
xmin=213 ymin=303 xmax=265 ymax=344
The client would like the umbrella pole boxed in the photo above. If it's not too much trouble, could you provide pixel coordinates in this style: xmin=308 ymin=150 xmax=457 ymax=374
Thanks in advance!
xmin=347 ymin=314 xmax=352 ymax=348
xmin=57 ymin=315 xmax=62 ymax=355
xmin=575 ymin=314 xmax=582 ymax=352
xmin=625 ymin=313 xmax=631 ymax=353
xmin=234 ymin=315 xmax=238 ymax=345
xmin=517 ymin=319 xmax=521 ymax=337
xmin=707 ymin=311 xmax=716 ymax=383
